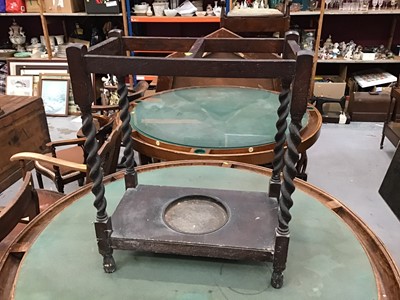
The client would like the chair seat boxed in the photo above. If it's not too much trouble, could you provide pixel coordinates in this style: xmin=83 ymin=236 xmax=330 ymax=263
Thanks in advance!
xmin=36 ymin=189 xmax=64 ymax=211
xmin=35 ymin=146 xmax=85 ymax=178
xmin=0 ymin=189 xmax=63 ymax=257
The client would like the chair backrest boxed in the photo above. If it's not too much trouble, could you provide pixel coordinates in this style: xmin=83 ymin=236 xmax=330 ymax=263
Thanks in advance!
xmin=0 ymin=171 xmax=39 ymax=242
xmin=98 ymin=121 xmax=122 ymax=176
xmin=91 ymin=80 xmax=149 ymax=115
xmin=95 ymin=115 xmax=115 ymax=147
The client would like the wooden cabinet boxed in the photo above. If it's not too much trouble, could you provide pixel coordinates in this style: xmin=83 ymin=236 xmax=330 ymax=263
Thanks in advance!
xmin=0 ymin=96 xmax=50 ymax=192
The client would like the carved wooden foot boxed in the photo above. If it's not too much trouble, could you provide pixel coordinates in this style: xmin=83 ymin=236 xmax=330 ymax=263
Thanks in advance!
xmin=103 ymin=254 xmax=116 ymax=273
xmin=270 ymin=270 xmax=284 ymax=289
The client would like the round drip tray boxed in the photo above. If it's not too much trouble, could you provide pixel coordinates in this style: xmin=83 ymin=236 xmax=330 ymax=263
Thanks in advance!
xmin=164 ymin=195 xmax=228 ymax=234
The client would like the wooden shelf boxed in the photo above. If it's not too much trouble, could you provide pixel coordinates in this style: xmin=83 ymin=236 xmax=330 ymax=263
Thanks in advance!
xmin=0 ymin=12 xmax=122 ymax=16
xmin=291 ymin=9 xmax=400 ymax=16
xmin=137 ymin=75 xmax=157 ymax=81
xmin=131 ymin=16 xmax=220 ymax=23
xmin=318 ymin=57 xmax=400 ymax=64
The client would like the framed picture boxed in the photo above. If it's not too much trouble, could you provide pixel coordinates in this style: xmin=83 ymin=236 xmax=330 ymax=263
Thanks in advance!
xmin=39 ymin=78 xmax=70 ymax=116
xmin=8 ymin=59 xmax=69 ymax=97
xmin=6 ymin=75 xmax=34 ymax=96
xmin=8 ymin=59 xmax=69 ymax=76
xmin=39 ymin=73 xmax=80 ymax=115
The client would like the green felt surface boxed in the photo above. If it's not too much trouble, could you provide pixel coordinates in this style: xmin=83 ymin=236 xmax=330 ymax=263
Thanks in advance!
xmin=15 ymin=166 xmax=377 ymax=299
xmin=131 ymin=87 xmax=308 ymax=149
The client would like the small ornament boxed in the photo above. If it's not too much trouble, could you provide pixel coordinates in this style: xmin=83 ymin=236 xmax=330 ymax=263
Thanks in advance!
xmin=9 ymin=20 xmax=26 ymax=52
xmin=146 ymin=6 xmax=153 ymax=16
xmin=323 ymin=35 xmax=333 ymax=50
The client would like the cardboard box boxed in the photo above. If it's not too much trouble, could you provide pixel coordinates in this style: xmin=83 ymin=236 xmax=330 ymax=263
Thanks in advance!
xmin=313 ymin=68 xmax=347 ymax=114
xmin=361 ymin=52 xmax=376 ymax=61
xmin=44 ymin=0 xmax=85 ymax=13
xmin=313 ymin=67 xmax=347 ymax=99
xmin=85 ymin=0 xmax=121 ymax=14
xmin=25 ymin=0 xmax=41 ymax=12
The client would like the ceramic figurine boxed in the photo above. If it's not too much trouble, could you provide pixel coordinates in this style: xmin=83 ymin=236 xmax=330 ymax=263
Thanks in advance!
xmin=344 ymin=42 xmax=356 ymax=60
xmin=206 ymin=4 xmax=213 ymax=15
xmin=213 ymin=1 xmax=221 ymax=16
xmin=253 ymin=0 xmax=259 ymax=8
xmin=332 ymin=43 xmax=340 ymax=58
xmin=9 ymin=20 xmax=26 ymax=52
xmin=319 ymin=47 xmax=328 ymax=60
xmin=146 ymin=6 xmax=153 ymax=16
xmin=323 ymin=35 xmax=333 ymax=50
xmin=353 ymin=46 xmax=362 ymax=60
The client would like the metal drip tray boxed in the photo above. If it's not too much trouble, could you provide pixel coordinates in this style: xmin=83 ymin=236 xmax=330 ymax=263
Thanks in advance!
xmin=111 ymin=185 xmax=278 ymax=261
xmin=164 ymin=195 xmax=229 ymax=234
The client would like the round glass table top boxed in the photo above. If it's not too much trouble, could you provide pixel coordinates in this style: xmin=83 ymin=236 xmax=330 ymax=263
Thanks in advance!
xmin=131 ymin=86 xmax=309 ymax=149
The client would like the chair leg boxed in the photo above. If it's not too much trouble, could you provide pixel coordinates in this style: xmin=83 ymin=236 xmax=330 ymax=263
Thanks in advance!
xmin=380 ymin=133 xmax=385 ymax=149
xmin=78 ymin=177 xmax=85 ymax=187
xmin=55 ymin=178 xmax=64 ymax=193
xmin=295 ymin=152 xmax=308 ymax=181
xmin=36 ymin=171 xmax=44 ymax=189
xmin=139 ymin=153 xmax=152 ymax=165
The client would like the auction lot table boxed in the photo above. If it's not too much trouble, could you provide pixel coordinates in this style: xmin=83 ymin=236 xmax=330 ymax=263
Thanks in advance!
xmin=0 ymin=161 xmax=398 ymax=299
xmin=130 ymin=86 xmax=321 ymax=166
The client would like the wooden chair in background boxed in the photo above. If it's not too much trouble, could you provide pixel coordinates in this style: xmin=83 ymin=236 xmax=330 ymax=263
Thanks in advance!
xmin=92 ymin=80 xmax=149 ymax=116
xmin=18 ymin=118 xmax=122 ymax=193
xmin=380 ymin=84 xmax=400 ymax=149
xmin=0 ymin=171 xmax=63 ymax=256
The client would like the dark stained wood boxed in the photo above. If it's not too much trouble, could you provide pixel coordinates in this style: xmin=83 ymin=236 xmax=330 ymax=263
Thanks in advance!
xmin=0 ymin=161 xmax=399 ymax=298
xmin=122 ymin=37 xmax=198 ymax=52
xmin=203 ymin=38 xmax=284 ymax=53
xmin=0 ymin=96 xmax=50 ymax=193
xmin=111 ymin=185 xmax=276 ymax=261
xmin=220 ymin=16 xmax=290 ymax=36
xmin=84 ymin=55 xmax=296 ymax=79
xmin=186 ymin=38 xmax=206 ymax=58
xmin=86 ymin=37 xmax=120 ymax=55
xmin=381 ymin=87 xmax=400 ymax=149
xmin=291 ymin=51 xmax=314 ymax=121
xmin=220 ymin=0 xmax=291 ymax=37
xmin=155 ymin=29 xmax=282 ymax=93
xmin=66 ymin=45 xmax=95 ymax=112
xmin=66 ymin=29 xmax=313 ymax=285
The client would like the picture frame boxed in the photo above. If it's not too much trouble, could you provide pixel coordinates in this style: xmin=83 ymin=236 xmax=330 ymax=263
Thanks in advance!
xmin=8 ymin=59 xmax=69 ymax=76
xmin=8 ymin=59 xmax=69 ymax=97
xmin=6 ymin=75 xmax=34 ymax=96
xmin=39 ymin=73 xmax=80 ymax=115
xmin=39 ymin=77 xmax=70 ymax=116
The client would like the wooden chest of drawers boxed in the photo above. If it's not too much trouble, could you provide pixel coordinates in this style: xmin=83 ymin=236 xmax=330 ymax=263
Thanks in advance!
xmin=0 ymin=96 xmax=50 ymax=192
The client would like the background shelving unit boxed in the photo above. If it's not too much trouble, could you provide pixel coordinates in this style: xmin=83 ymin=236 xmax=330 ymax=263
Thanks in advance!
xmin=1 ymin=3 xmax=399 ymax=95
